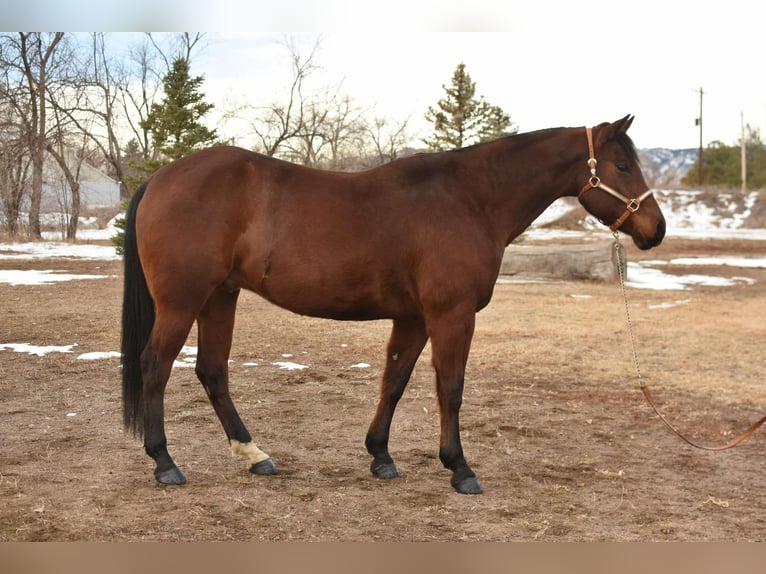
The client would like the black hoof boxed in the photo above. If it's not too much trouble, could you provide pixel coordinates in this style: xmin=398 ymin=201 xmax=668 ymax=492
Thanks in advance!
xmin=452 ymin=476 xmax=483 ymax=495
xmin=155 ymin=465 xmax=186 ymax=485
xmin=372 ymin=462 xmax=401 ymax=479
xmin=250 ymin=458 xmax=277 ymax=475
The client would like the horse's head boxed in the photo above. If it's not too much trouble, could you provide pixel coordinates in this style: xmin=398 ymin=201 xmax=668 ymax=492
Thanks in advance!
xmin=577 ymin=116 xmax=665 ymax=250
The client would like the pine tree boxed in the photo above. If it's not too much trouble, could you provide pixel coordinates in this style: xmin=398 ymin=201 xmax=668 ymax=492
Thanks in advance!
xmin=141 ymin=58 xmax=218 ymax=162
xmin=113 ymin=58 xmax=218 ymax=254
xmin=682 ymin=126 xmax=766 ymax=189
xmin=422 ymin=63 xmax=515 ymax=151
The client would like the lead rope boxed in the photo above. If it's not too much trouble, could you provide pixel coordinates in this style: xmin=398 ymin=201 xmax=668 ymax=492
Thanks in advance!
xmin=612 ymin=232 xmax=766 ymax=451
xmin=613 ymin=234 xmax=644 ymax=386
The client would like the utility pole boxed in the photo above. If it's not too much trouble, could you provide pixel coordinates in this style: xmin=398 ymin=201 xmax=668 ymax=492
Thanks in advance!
xmin=695 ymin=87 xmax=704 ymax=185
xmin=741 ymin=111 xmax=747 ymax=192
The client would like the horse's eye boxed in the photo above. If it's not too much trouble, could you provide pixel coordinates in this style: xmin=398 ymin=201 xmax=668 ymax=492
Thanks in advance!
xmin=617 ymin=163 xmax=631 ymax=173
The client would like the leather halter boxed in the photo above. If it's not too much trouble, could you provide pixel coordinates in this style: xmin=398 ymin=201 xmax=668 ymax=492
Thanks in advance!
xmin=578 ymin=127 xmax=653 ymax=232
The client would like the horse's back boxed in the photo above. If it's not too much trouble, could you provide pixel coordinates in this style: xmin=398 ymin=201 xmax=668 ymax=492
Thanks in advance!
xmin=135 ymin=146 xmax=500 ymax=320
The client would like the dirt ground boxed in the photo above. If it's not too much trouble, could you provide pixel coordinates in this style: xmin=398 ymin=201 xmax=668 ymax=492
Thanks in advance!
xmin=1 ymin=235 xmax=766 ymax=541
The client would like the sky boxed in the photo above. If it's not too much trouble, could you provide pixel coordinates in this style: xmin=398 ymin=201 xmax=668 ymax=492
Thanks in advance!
xmin=8 ymin=1 xmax=766 ymax=150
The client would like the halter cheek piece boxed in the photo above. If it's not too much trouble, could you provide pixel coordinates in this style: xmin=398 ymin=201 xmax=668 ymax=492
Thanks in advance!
xmin=577 ymin=127 xmax=653 ymax=232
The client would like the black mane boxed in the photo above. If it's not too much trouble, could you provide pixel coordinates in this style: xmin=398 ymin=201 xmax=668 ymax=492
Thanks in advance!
xmin=618 ymin=131 xmax=640 ymax=165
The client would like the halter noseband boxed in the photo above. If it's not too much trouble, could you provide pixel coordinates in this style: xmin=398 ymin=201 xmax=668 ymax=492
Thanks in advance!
xmin=578 ymin=126 xmax=653 ymax=232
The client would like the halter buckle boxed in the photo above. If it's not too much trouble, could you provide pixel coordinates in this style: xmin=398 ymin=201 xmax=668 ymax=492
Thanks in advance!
xmin=626 ymin=199 xmax=640 ymax=212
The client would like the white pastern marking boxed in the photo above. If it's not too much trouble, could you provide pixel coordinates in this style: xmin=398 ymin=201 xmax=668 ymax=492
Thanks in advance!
xmin=229 ymin=439 xmax=270 ymax=469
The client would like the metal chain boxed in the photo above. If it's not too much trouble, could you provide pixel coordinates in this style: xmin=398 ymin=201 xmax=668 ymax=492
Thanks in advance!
xmin=612 ymin=232 xmax=646 ymax=389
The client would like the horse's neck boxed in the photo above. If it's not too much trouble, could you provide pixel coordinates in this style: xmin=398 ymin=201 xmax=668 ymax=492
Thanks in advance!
xmin=477 ymin=129 xmax=583 ymax=246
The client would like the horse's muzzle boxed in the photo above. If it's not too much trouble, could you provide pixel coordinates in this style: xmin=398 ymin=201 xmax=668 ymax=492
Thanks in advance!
xmin=637 ymin=219 xmax=665 ymax=250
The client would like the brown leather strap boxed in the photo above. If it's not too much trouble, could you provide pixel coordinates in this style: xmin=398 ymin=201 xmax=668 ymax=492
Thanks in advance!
xmin=641 ymin=383 xmax=766 ymax=451
xmin=609 ymin=208 xmax=633 ymax=232
xmin=580 ymin=126 xmax=634 ymax=232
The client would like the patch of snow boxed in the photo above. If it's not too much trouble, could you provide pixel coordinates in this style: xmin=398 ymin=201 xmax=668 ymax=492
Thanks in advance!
xmin=666 ymin=257 xmax=766 ymax=269
xmin=77 ymin=351 xmax=121 ymax=360
xmin=350 ymin=363 xmax=371 ymax=368
xmin=626 ymin=262 xmax=756 ymax=291
xmin=521 ymin=229 xmax=591 ymax=241
xmin=655 ymin=189 xmax=766 ymax=239
xmin=647 ymin=299 xmax=691 ymax=310
xmin=273 ymin=361 xmax=308 ymax=371
xmin=0 ymin=242 xmax=120 ymax=261
xmin=664 ymin=228 xmax=766 ymax=240
xmin=0 ymin=269 xmax=109 ymax=285
xmin=0 ymin=342 xmax=77 ymax=356
xmin=38 ymin=212 xmax=122 ymax=242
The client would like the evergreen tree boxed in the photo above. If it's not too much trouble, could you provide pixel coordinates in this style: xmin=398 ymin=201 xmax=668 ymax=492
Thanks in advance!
xmin=113 ymin=58 xmax=218 ymax=254
xmin=141 ymin=58 xmax=218 ymax=162
xmin=422 ymin=63 xmax=515 ymax=151
xmin=682 ymin=126 xmax=766 ymax=189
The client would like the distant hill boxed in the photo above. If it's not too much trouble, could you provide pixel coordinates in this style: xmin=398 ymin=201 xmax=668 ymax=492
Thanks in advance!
xmin=534 ymin=186 xmax=766 ymax=238
xmin=639 ymin=148 xmax=698 ymax=188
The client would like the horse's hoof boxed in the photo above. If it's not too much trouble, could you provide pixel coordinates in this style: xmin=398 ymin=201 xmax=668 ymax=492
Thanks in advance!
xmin=250 ymin=458 xmax=277 ymax=475
xmin=155 ymin=466 xmax=186 ymax=485
xmin=371 ymin=462 xmax=401 ymax=480
xmin=452 ymin=476 xmax=483 ymax=495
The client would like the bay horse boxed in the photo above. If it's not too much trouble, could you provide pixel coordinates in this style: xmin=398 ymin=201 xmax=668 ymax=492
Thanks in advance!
xmin=121 ymin=115 xmax=665 ymax=494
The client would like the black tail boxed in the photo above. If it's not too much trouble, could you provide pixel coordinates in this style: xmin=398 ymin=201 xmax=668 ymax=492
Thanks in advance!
xmin=121 ymin=181 xmax=153 ymax=437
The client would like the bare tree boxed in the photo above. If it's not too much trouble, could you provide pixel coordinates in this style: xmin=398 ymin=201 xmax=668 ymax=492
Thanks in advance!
xmin=147 ymin=32 xmax=204 ymax=70
xmin=319 ymin=93 xmax=367 ymax=169
xmin=45 ymin=100 xmax=88 ymax=239
xmin=224 ymin=36 xmax=411 ymax=170
xmin=224 ymin=36 xmax=321 ymax=158
xmin=0 ymin=62 xmax=29 ymax=233
xmin=285 ymin=98 xmax=330 ymax=167
xmin=276 ymin=87 xmax=359 ymax=168
xmin=0 ymin=129 xmax=30 ymax=234
xmin=0 ymin=32 xmax=65 ymax=237
xmin=366 ymin=113 xmax=411 ymax=167
xmin=52 ymin=33 xmax=131 ymax=199
xmin=117 ymin=37 xmax=160 ymax=163
xmin=2 ymin=33 xmax=145 ymax=238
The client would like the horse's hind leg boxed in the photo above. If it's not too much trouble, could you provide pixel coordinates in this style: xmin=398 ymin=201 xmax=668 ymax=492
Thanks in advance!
xmin=142 ymin=310 xmax=197 ymax=485
xmin=365 ymin=318 xmax=428 ymax=479
xmin=195 ymin=285 xmax=276 ymax=476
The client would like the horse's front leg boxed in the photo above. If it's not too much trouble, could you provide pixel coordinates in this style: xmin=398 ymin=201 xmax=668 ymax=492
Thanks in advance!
xmin=427 ymin=309 xmax=482 ymax=494
xmin=365 ymin=318 xmax=428 ymax=479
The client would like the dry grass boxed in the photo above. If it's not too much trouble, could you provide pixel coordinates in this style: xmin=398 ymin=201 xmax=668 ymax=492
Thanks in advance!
xmin=1 ymin=237 xmax=766 ymax=541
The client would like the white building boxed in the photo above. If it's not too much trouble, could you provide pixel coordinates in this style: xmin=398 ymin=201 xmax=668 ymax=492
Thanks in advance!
xmin=39 ymin=150 xmax=121 ymax=212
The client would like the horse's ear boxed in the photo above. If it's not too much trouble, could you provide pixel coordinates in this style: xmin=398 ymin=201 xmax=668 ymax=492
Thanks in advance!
xmin=596 ymin=115 xmax=634 ymax=144
xmin=615 ymin=115 xmax=634 ymax=134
